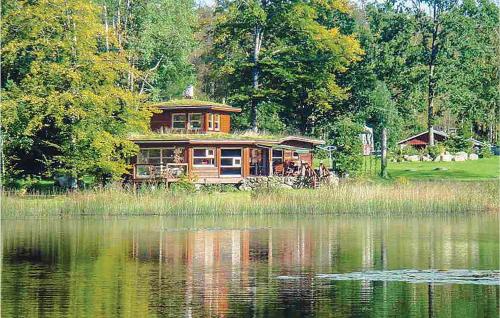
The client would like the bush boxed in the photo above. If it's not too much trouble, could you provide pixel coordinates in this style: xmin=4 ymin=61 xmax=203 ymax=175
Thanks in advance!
xmin=479 ymin=146 xmax=493 ymax=158
xmin=444 ymin=135 xmax=473 ymax=153
xmin=426 ymin=144 xmax=445 ymax=159
xmin=326 ymin=117 xmax=364 ymax=176
xmin=169 ymin=174 xmax=196 ymax=193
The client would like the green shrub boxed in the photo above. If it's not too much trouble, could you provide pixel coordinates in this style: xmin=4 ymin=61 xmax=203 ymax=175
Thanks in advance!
xmin=326 ymin=117 xmax=364 ymax=176
xmin=444 ymin=135 xmax=473 ymax=153
xmin=479 ymin=146 xmax=493 ymax=158
xmin=169 ymin=174 xmax=196 ymax=193
xmin=427 ymin=144 xmax=445 ymax=159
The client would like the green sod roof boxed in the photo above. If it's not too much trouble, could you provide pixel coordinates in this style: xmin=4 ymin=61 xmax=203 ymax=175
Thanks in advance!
xmin=128 ymin=132 xmax=324 ymax=145
xmin=151 ymin=99 xmax=241 ymax=112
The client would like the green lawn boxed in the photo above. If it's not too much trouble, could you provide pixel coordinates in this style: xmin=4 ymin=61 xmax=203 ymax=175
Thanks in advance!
xmin=388 ymin=157 xmax=499 ymax=181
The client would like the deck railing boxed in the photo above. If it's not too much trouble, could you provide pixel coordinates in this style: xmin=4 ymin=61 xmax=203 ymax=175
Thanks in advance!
xmin=133 ymin=163 xmax=188 ymax=180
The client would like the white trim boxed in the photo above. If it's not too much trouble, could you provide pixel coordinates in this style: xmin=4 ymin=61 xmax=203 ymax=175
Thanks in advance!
xmin=214 ymin=114 xmax=220 ymax=131
xmin=188 ymin=113 xmax=203 ymax=130
xmin=193 ymin=147 xmax=216 ymax=167
xmin=220 ymin=147 xmax=242 ymax=177
xmin=171 ymin=113 xmax=187 ymax=129
xmin=208 ymin=113 xmax=214 ymax=131
xmin=138 ymin=147 xmax=176 ymax=165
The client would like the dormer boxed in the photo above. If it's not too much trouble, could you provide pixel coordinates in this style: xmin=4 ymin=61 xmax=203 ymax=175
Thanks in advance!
xmin=150 ymin=99 xmax=242 ymax=134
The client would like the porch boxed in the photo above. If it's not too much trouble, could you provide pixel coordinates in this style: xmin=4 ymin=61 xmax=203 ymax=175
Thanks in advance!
xmin=131 ymin=144 xmax=314 ymax=184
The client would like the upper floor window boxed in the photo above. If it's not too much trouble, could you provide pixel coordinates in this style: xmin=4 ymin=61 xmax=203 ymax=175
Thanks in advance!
xmin=207 ymin=113 xmax=220 ymax=131
xmin=208 ymin=114 xmax=214 ymax=131
xmin=188 ymin=113 xmax=202 ymax=130
xmin=172 ymin=113 xmax=186 ymax=129
xmin=214 ymin=114 xmax=220 ymax=131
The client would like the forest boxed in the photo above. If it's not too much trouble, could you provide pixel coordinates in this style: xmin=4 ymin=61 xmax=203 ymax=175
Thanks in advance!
xmin=1 ymin=0 xmax=498 ymax=182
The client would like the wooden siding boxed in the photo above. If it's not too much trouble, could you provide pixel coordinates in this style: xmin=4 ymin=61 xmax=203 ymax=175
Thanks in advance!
xmin=242 ymin=147 xmax=250 ymax=178
xmin=220 ymin=113 xmax=231 ymax=133
xmin=150 ymin=109 xmax=232 ymax=133
xmin=150 ymin=111 xmax=172 ymax=131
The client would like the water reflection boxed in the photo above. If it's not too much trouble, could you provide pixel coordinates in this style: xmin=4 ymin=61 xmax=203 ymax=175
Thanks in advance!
xmin=2 ymin=215 xmax=499 ymax=317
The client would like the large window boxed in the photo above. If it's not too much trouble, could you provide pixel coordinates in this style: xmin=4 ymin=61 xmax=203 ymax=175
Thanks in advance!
xmin=193 ymin=148 xmax=215 ymax=167
xmin=136 ymin=148 xmax=184 ymax=178
xmin=220 ymin=148 xmax=242 ymax=176
xmin=188 ymin=113 xmax=203 ymax=130
xmin=272 ymin=149 xmax=283 ymax=165
xmin=172 ymin=113 xmax=186 ymax=129
xmin=138 ymin=148 xmax=183 ymax=165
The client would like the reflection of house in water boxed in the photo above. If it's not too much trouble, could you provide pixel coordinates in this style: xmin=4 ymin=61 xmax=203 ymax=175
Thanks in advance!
xmin=124 ymin=218 xmax=485 ymax=317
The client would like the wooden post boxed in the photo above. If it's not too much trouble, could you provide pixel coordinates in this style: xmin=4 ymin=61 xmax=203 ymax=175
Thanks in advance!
xmin=268 ymin=148 xmax=273 ymax=176
xmin=381 ymin=127 xmax=388 ymax=179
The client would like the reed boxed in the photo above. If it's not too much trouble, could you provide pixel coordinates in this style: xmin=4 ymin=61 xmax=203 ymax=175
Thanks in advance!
xmin=2 ymin=181 xmax=497 ymax=217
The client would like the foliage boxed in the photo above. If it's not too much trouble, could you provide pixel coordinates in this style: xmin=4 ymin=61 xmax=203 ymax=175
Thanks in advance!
xmin=207 ymin=0 xmax=363 ymax=133
xmin=427 ymin=144 xmax=446 ymax=159
xmin=444 ymin=135 xmax=473 ymax=153
xmin=479 ymin=146 xmax=493 ymax=158
xmin=169 ymin=173 xmax=197 ymax=193
xmin=95 ymin=0 xmax=198 ymax=99
xmin=1 ymin=0 xmax=152 ymax=182
xmin=326 ymin=117 xmax=364 ymax=176
xmin=3 ymin=181 xmax=497 ymax=217
xmin=358 ymin=0 xmax=499 ymax=143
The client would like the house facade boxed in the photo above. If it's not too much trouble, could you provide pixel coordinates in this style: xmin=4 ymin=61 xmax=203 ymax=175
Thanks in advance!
xmin=129 ymin=99 xmax=324 ymax=184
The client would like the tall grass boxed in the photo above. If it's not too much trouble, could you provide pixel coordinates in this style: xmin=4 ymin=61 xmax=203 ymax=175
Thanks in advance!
xmin=2 ymin=181 xmax=498 ymax=217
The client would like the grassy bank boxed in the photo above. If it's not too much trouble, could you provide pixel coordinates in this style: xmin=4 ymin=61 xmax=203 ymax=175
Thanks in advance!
xmin=2 ymin=181 xmax=497 ymax=217
xmin=388 ymin=157 xmax=499 ymax=181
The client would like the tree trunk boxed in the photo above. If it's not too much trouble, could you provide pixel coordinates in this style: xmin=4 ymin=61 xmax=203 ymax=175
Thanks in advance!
xmin=103 ymin=5 xmax=109 ymax=52
xmin=427 ymin=2 xmax=439 ymax=147
xmin=381 ymin=127 xmax=388 ymax=179
xmin=251 ymin=26 xmax=263 ymax=132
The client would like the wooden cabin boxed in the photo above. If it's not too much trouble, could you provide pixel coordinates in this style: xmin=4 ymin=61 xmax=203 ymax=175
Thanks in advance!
xmin=129 ymin=99 xmax=324 ymax=184
xmin=397 ymin=130 xmax=449 ymax=149
xmin=398 ymin=129 xmax=486 ymax=150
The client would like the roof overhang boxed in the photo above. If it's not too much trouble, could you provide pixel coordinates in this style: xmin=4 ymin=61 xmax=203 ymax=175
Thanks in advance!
xmin=256 ymin=143 xmax=310 ymax=153
xmin=155 ymin=105 xmax=242 ymax=113
xmin=397 ymin=130 xmax=448 ymax=145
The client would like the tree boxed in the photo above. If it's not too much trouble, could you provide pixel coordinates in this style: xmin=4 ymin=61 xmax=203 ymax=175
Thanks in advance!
xmin=1 ymin=0 xmax=152 ymax=182
xmin=96 ymin=0 xmax=198 ymax=100
xmin=207 ymin=0 xmax=363 ymax=133
xmin=325 ymin=117 xmax=364 ymax=176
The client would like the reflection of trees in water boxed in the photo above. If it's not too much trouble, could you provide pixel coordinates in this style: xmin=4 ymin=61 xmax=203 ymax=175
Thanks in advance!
xmin=2 ymin=216 xmax=499 ymax=317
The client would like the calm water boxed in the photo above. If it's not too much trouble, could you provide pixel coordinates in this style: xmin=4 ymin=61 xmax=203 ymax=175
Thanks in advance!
xmin=2 ymin=215 xmax=499 ymax=317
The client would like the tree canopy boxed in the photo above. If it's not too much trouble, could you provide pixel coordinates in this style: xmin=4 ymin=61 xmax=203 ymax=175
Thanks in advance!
xmin=1 ymin=0 xmax=498 ymax=180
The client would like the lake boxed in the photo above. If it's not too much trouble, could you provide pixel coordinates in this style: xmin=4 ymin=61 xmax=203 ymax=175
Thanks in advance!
xmin=2 ymin=215 xmax=499 ymax=317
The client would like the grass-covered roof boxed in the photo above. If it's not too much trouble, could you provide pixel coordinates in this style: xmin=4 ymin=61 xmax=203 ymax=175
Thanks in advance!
xmin=128 ymin=131 xmax=324 ymax=144
xmin=151 ymin=99 xmax=241 ymax=112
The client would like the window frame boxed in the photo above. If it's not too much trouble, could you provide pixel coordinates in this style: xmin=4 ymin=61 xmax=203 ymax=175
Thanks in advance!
xmin=220 ymin=147 xmax=242 ymax=177
xmin=214 ymin=114 xmax=221 ymax=131
xmin=188 ymin=113 xmax=203 ymax=130
xmin=208 ymin=113 xmax=214 ymax=131
xmin=192 ymin=147 xmax=216 ymax=167
xmin=172 ymin=113 xmax=187 ymax=129
xmin=137 ymin=147 xmax=178 ymax=165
